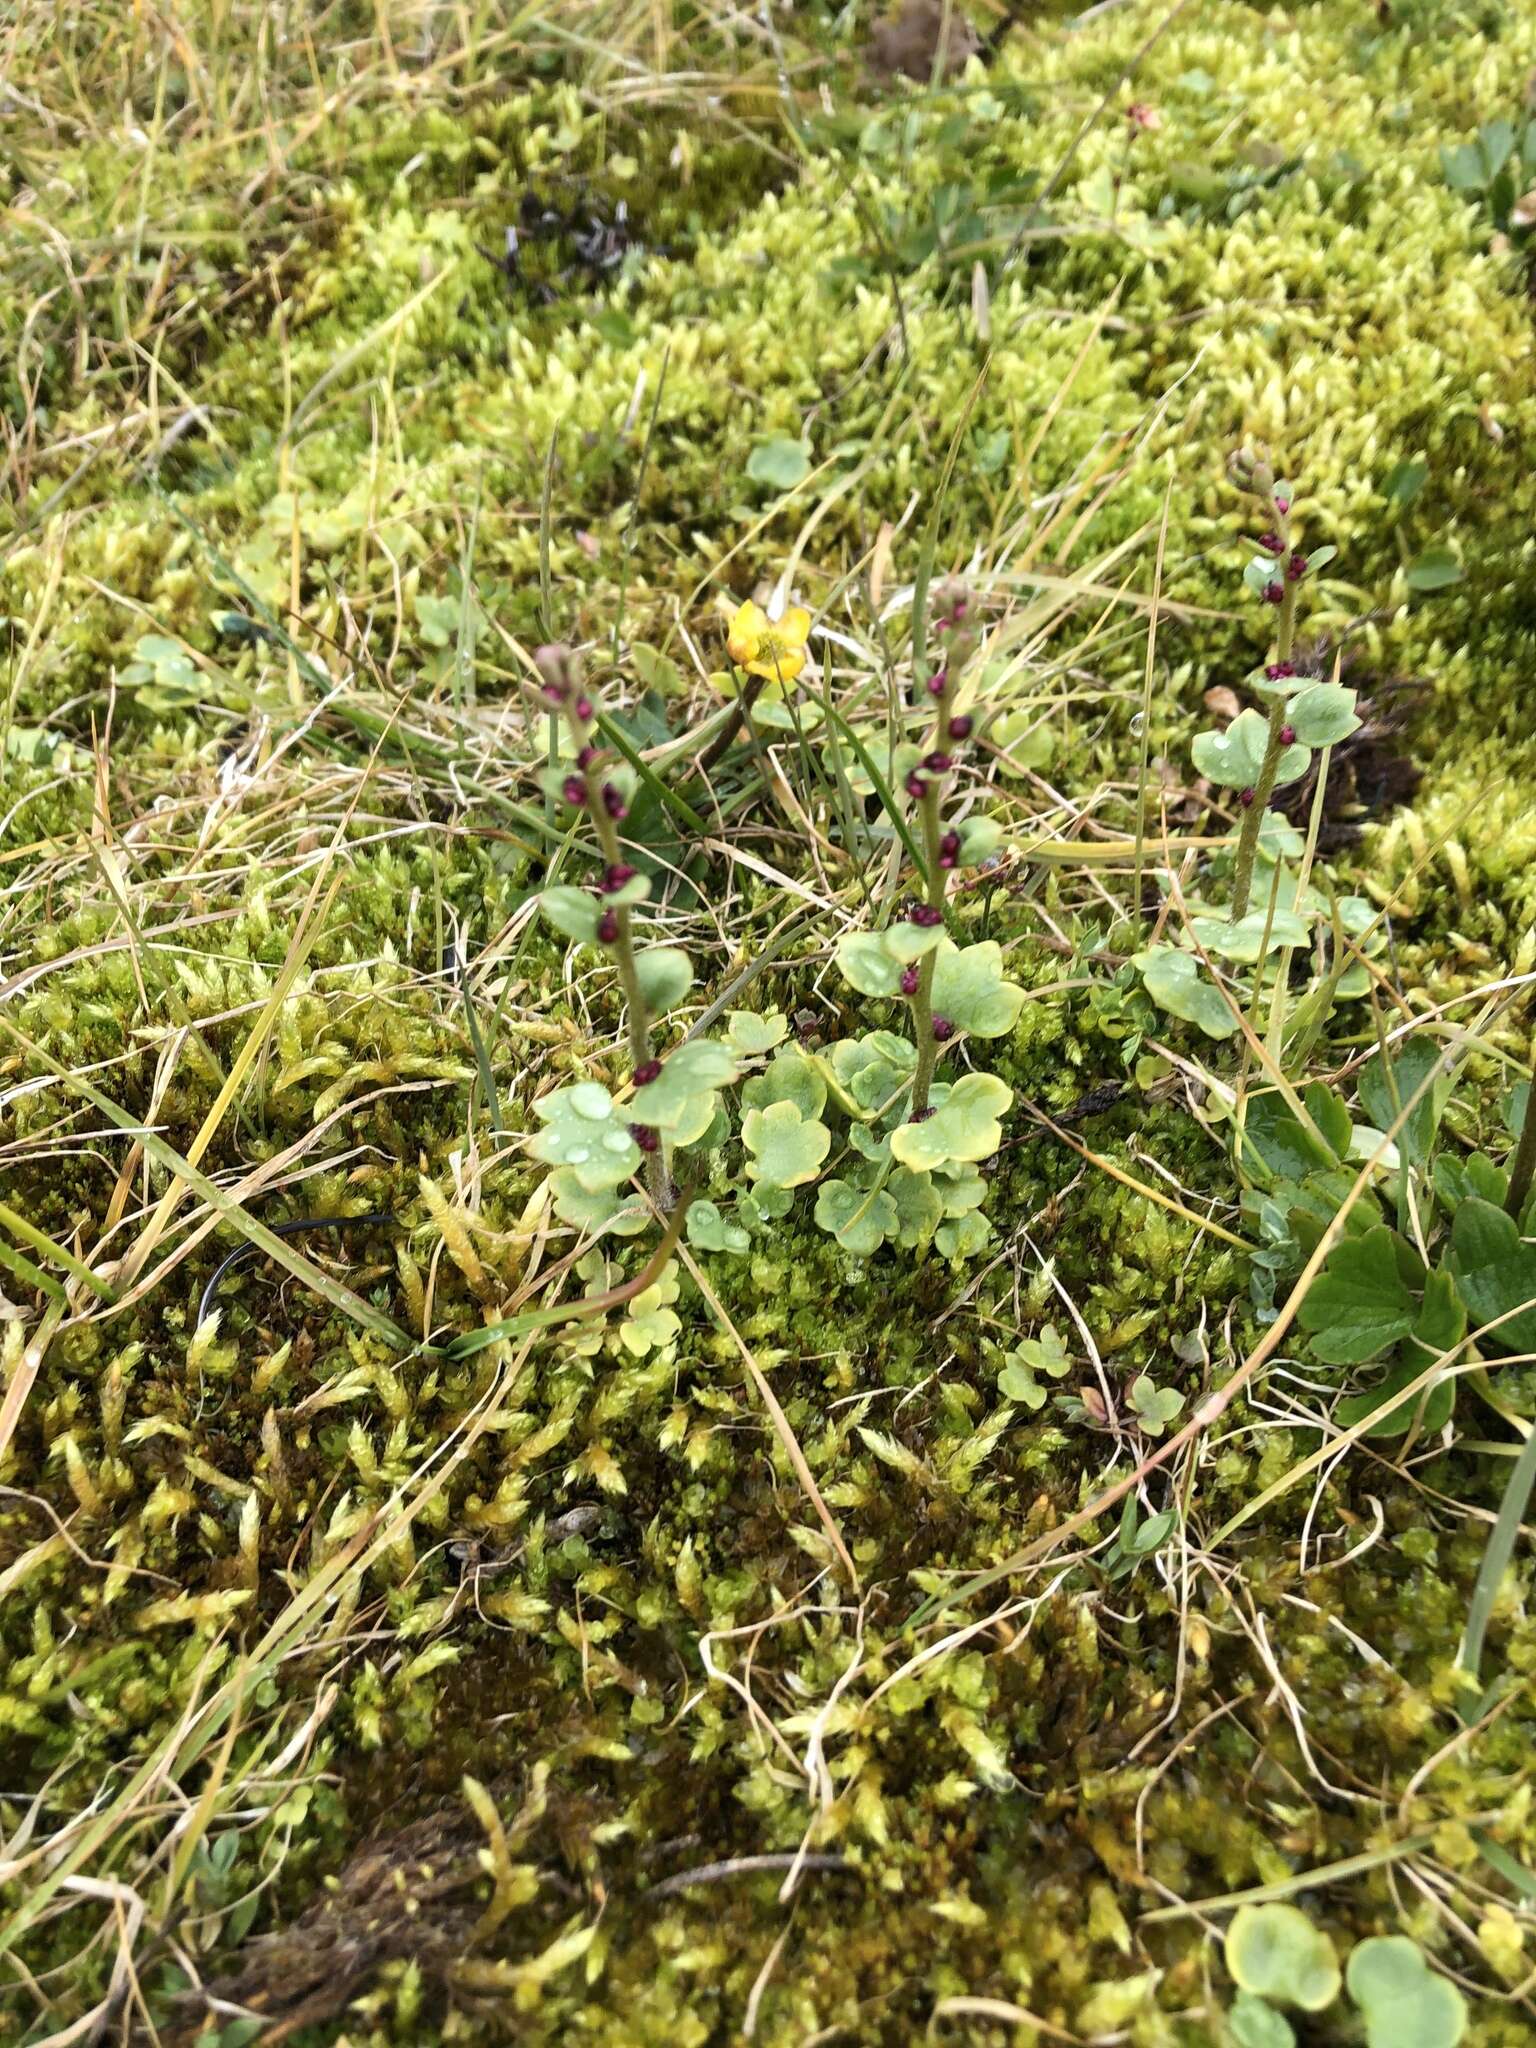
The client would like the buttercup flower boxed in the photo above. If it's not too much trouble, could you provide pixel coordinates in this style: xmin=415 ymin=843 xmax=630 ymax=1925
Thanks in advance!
xmin=726 ymin=598 xmax=812 ymax=682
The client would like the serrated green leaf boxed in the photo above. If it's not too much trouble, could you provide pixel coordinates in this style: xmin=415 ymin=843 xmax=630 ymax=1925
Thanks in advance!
xmin=1298 ymin=1226 xmax=1418 ymax=1364
xmin=1337 ymin=1357 xmax=1455 ymax=1439
xmin=1447 ymin=1199 xmax=1536 ymax=1355
xmin=1304 ymin=1083 xmax=1354 ymax=1163
xmin=1237 ymin=1089 xmax=1341 ymax=1182
xmin=1358 ymin=1040 xmax=1448 ymax=1166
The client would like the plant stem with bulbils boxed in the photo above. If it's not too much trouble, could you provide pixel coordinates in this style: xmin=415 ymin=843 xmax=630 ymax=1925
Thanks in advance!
xmin=554 ymin=682 xmax=671 ymax=1207
xmin=1229 ymin=488 xmax=1300 ymax=925
xmin=907 ymin=604 xmax=972 ymax=1116
xmin=909 ymin=778 xmax=947 ymax=1119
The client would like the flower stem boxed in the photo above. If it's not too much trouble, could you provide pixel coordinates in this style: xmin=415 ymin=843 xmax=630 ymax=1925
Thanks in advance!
xmin=909 ymin=686 xmax=954 ymax=1118
xmin=567 ymin=704 xmax=670 ymax=1205
xmin=1507 ymin=1055 xmax=1536 ymax=1223
xmin=1228 ymin=499 xmax=1297 ymax=925
xmin=696 ymin=672 xmax=765 ymax=777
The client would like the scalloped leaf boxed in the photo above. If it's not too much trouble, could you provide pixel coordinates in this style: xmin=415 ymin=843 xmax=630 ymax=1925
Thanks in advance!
xmin=548 ymin=1171 xmax=649 ymax=1236
xmin=725 ymin=1009 xmax=788 ymax=1055
xmin=825 ymin=1033 xmax=916 ymax=1117
xmin=936 ymin=1210 xmax=991 ymax=1258
xmin=1225 ymin=1904 xmax=1341 ymax=2013
xmin=1229 ymin=1994 xmax=1295 ymax=2048
xmin=1136 ymin=946 xmax=1238 ymax=1039
xmin=1345 ymin=1937 xmax=1466 ymax=2048
xmin=956 ymin=815 xmax=1003 ymax=864
xmin=685 ymin=1199 xmax=751 ymax=1256
xmin=530 ymin=1082 xmax=640 ymax=1191
xmin=815 ymin=1176 xmax=898 ymax=1254
xmin=741 ymin=1099 xmax=832 ymax=1189
xmin=630 ymin=1040 xmax=740 ymax=1135
xmin=929 ymin=940 xmax=1025 ymax=1039
xmin=890 ymin=1073 xmax=1012 ymax=1171
xmin=884 ymin=919 xmax=950 ymax=965
xmin=836 ymin=930 xmax=907 ymax=998
xmin=889 ymin=1166 xmax=942 ymax=1246
xmin=742 ymin=1047 xmax=827 ymax=1121
xmin=1191 ymin=910 xmax=1313 ymax=963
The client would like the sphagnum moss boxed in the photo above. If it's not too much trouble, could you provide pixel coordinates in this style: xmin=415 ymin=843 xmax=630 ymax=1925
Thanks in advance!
xmin=4 ymin=1 xmax=1536 ymax=2044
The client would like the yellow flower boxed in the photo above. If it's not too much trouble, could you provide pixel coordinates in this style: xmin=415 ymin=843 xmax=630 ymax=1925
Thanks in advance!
xmin=726 ymin=598 xmax=812 ymax=683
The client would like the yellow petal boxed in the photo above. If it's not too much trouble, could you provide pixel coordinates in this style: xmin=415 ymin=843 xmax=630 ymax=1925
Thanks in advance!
xmin=726 ymin=599 xmax=766 ymax=666
xmin=778 ymin=605 xmax=812 ymax=649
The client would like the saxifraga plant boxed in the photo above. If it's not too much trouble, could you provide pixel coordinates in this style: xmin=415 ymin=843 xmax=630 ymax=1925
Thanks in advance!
xmin=528 ymin=587 xmax=1025 ymax=1263
xmin=1202 ymin=452 xmax=1346 ymax=924
xmin=528 ymin=642 xmax=740 ymax=1239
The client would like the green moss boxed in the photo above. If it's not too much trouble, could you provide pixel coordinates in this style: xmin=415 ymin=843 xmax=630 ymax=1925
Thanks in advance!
xmin=6 ymin=1 xmax=1536 ymax=2042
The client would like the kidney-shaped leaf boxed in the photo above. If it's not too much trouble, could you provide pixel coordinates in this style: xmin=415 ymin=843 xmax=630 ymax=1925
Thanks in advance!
xmin=1345 ymin=1937 xmax=1466 ymax=2048
xmin=929 ymin=940 xmax=1025 ymax=1039
xmin=1225 ymin=1904 xmax=1341 ymax=2013
xmin=890 ymin=1073 xmax=1012 ymax=1171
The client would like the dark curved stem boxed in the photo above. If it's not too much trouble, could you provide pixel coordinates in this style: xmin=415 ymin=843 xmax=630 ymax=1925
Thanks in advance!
xmin=1507 ymin=1063 xmax=1536 ymax=1222
xmin=696 ymin=673 xmax=765 ymax=777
